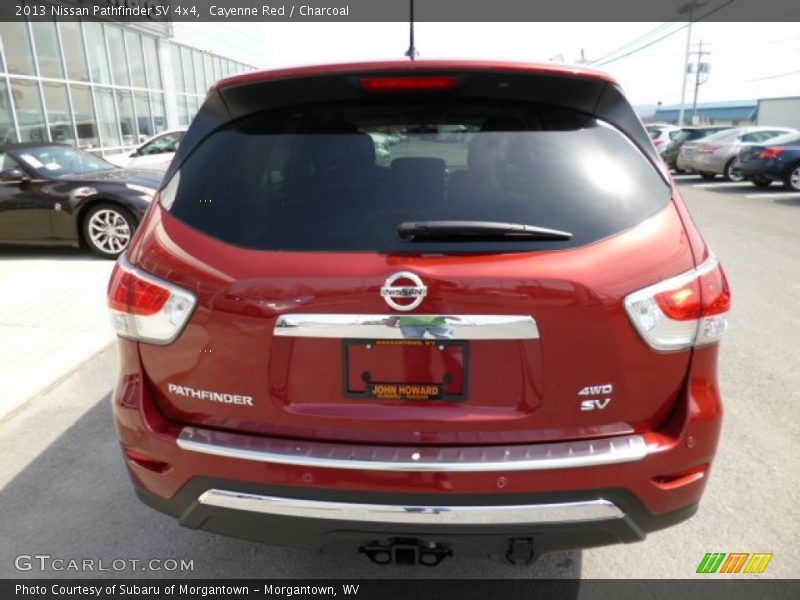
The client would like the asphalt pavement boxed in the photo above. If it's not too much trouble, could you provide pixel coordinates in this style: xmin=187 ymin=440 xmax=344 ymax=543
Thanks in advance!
xmin=0 ymin=179 xmax=798 ymax=579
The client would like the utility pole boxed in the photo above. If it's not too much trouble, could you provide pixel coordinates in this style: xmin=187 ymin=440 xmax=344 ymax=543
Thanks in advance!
xmin=690 ymin=40 xmax=711 ymax=124
xmin=677 ymin=1 xmax=708 ymax=126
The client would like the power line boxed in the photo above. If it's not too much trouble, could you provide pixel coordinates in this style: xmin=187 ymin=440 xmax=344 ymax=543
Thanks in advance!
xmin=590 ymin=0 xmax=736 ymax=67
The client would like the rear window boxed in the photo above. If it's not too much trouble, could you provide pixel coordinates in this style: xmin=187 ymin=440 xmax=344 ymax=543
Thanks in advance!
xmin=162 ymin=101 xmax=670 ymax=253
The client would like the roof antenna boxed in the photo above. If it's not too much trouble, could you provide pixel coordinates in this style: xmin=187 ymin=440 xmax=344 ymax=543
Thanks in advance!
xmin=404 ymin=0 xmax=419 ymax=60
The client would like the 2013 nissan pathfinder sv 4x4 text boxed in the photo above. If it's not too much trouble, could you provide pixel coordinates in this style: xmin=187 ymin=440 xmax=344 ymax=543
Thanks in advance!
xmin=108 ymin=61 xmax=730 ymax=566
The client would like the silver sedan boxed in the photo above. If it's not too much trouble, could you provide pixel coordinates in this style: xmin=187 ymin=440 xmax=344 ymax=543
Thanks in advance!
xmin=679 ymin=126 xmax=796 ymax=181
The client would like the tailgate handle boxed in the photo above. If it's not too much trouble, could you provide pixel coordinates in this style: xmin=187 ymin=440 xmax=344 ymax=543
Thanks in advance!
xmin=273 ymin=314 xmax=539 ymax=340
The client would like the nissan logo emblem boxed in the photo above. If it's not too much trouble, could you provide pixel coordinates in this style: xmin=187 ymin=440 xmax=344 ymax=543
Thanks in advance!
xmin=380 ymin=272 xmax=427 ymax=312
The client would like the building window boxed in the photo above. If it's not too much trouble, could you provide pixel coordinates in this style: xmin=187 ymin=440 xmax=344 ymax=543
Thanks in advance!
xmin=134 ymin=90 xmax=153 ymax=138
xmin=0 ymin=80 xmax=15 ymax=143
xmin=142 ymin=36 xmax=162 ymax=89
xmin=31 ymin=21 xmax=65 ymax=79
xmin=42 ymin=81 xmax=75 ymax=145
xmin=106 ymin=26 xmax=130 ymax=87
xmin=115 ymin=90 xmax=136 ymax=146
xmin=95 ymin=87 xmax=121 ymax=148
xmin=10 ymin=79 xmax=46 ymax=142
xmin=192 ymin=51 xmax=205 ymax=95
xmin=151 ymin=93 xmax=166 ymax=133
xmin=180 ymin=47 xmax=195 ymax=96
xmin=84 ymin=22 xmax=112 ymax=85
xmin=0 ymin=23 xmax=36 ymax=76
xmin=59 ymin=22 xmax=89 ymax=82
xmin=70 ymin=84 xmax=98 ymax=148
xmin=170 ymin=45 xmax=184 ymax=93
xmin=126 ymin=31 xmax=147 ymax=88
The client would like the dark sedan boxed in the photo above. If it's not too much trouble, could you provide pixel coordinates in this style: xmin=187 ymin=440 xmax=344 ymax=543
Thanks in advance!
xmin=661 ymin=125 xmax=732 ymax=171
xmin=0 ymin=143 xmax=161 ymax=258
xmin=735 ymin=132 xmax=800 ymax=190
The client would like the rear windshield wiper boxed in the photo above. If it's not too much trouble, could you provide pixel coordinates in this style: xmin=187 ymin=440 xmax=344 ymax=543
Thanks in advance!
xmin=398 ymin=221 xmax=573 ymax=242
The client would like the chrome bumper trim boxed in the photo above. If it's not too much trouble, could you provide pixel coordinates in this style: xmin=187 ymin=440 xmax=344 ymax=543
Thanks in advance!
xmin=273 ymin=314 xmax=539 ymax=340
xmin=197 ymin=490 xmax=624 ymax=525
xmin=177 ymin=427 xmax=647 ymax=472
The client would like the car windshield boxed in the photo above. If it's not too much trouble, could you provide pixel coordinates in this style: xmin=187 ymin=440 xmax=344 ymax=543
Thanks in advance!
xmin=162 ymin=101 xmax=670 ymax=253
xmin=13 ymin=145 xmax=116 ymax=177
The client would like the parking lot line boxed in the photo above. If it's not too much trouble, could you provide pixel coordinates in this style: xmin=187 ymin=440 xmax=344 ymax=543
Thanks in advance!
xmin=745 ymin=192 xmax=800 ymax=199
xmin=691 ymin=182 xmax=751 ymax=189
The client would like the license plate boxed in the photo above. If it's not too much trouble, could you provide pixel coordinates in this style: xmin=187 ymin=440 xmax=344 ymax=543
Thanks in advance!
xmin=343 ymin=339 xmax=469 ymax=401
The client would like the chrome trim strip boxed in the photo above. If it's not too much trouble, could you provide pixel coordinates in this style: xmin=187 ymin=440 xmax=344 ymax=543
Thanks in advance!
xmin=177 ymin=427 xmax=647 ymax=472
xmin=197 ymin=490 xmax=624 ymax=525
xmin=273 ymin=314 xmax=540 ymax=340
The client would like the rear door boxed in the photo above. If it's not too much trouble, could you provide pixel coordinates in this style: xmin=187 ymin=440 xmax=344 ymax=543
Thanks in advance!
xmin=135 ymin=69 xmax=695 ymax=446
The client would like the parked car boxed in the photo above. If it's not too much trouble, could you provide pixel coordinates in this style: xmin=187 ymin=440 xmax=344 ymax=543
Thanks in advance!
xmin=109 ymin=61 xmax=730 ymax=567
xmin=646 ymin=124 xmax=681 ymax=153
xmin=105 ymin=128 xmax=187 ymax=171
xmin=0 ymin=143 xmax=159 ymax=258
xmin=661 ymin=126 xmax=732 ymax=172
xmin=678 ymin=126 xmax=796 ymax=181
xmin=734 ymin=132 xmax=800 ymax=190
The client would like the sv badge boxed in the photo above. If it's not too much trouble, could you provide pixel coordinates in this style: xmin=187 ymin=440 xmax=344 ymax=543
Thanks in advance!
xmin=578 ymin=383 xmax=613 ymax=411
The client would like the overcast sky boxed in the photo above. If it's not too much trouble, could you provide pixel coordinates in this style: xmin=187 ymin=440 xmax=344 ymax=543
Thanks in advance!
xmin=261 ymin=22 xmax=800 ymax=106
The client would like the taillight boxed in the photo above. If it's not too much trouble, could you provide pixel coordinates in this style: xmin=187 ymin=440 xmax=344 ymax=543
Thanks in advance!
xmin=360 ymin=76 xmax=458 ymax=92
xmin=654 ymin=139 xmax=666 ymax=147
xmin=624 ymin=255 xmax=730 ymax=351
xmin=107 ymin=255 xmax=196 ymax=345
xmin=758 ymin=147 xmax=784 ymax=160
xmin=698 ymin=145 xmax=720 ymax=154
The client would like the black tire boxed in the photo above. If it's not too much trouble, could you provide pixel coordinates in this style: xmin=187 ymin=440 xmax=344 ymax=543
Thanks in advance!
xmin=784 ymin=163 xmax=800 ymax=191
xmin=723 ymin=159 xmax=745 ymax=182
xmin=82 ymin=203 xmax=137 ymax=259
xmin=752 ymin=177 xmax=772 ymax=189
xmin=700 ymin=172 xmax=716 ymax=180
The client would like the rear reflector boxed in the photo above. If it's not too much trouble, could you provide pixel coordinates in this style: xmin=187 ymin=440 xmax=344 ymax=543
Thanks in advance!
xmin=107 ymin=255 xmax=196 ymax=345
xmin=698 ymin=145 xmax=720 ymax=154
xmin=360 ymin=76 xmax=458 ymax=92
xmin=624 ymin=255 xmax=730 ymax=351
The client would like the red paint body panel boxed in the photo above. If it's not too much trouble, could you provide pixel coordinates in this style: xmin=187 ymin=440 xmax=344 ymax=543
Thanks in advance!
xmin=129 ymin=199 xmax=694 ymax=446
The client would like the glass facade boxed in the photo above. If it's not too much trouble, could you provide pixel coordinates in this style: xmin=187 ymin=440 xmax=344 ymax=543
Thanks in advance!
xmin=0 ymin=21 xmax=255 ymax=154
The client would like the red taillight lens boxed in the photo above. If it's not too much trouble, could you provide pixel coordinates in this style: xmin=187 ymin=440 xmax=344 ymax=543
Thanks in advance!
xmin=698 ymin=145 xmax=720 ymax=154
xmin=360 ymin=76 xmax=458 ymax=92
xmin=654 ymin=139 xmax=666 ymax=147
xmin=758 ymin=147 xmax=784 ymax=160
xmin=654 ymin=264 xmax=730 ymax=321
xmin=108 ymin=268 xmax=170 ymax=316
xmin=625 ymin=256 xmax=731 ymax=351
xmin=107 ymin=256 xmax=196 ymax=344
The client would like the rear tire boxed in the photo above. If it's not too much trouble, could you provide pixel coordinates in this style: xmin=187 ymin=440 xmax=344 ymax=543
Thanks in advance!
xmin=784 ymin=164 xmax=800 ymax=191
xmin=724 ymin=159 xmax=744 ymax=182
xmin=82 ymin=203 xmax=137 ymax=259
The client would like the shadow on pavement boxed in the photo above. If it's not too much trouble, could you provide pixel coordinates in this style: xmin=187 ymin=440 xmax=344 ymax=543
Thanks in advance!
xmin=0 ymin=246 xmax=101 ymax=261
xmin=0 ymin=395 xmax=582 ymax=581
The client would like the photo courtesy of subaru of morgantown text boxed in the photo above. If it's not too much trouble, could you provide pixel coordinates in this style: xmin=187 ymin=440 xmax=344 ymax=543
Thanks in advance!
xmin=108 ymin=60 xmax=730 ymax=566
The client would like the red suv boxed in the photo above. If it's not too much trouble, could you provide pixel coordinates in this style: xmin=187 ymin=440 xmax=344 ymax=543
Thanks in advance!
xmin=109 ymin=61 xmax=729 ymax=566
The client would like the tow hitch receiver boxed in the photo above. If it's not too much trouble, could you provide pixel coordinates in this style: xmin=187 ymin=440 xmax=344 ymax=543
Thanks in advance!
xmin=360 ymin=538 xmax=453 ymax=566
xmin=506 ymin=538 xmax=535 ymax=565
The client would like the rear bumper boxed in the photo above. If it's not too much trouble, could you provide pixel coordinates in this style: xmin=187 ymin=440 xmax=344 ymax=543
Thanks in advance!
xmin=736 ymin=160 xmax=782 ymax=181
xmin=113 ymin=340 xmax=722 ymax=558
xmin=134 ymin=478 xmax=698 ymax=562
